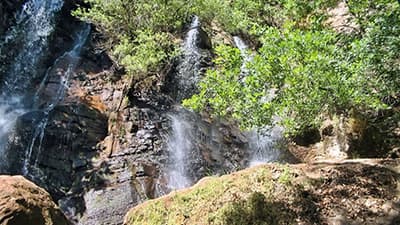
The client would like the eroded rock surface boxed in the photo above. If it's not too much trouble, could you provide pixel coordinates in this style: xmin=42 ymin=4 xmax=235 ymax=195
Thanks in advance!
xmin=0 ymin=175 xmax=70 ymax=225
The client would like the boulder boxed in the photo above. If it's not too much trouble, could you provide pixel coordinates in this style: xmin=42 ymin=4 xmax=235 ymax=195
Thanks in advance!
xmin=0 ymin=175 xmax=70 ymax=225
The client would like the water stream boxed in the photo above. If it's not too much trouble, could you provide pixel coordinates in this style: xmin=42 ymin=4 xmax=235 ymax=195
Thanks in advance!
xmin=233 ymin=36 xmax=253 ymax=79
xmin=0 ymin=0 xmax=64 ymax=171
xmin=175 ymin=16 xmax=203 ymax=102
xmin=166 ymin=109 xmax=196 ymax=190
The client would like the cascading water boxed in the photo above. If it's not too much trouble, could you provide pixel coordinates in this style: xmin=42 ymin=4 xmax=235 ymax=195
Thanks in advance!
xmin=233 ymin=36 xmax=283 ymax=166
xmin=23 ymin=25 xmax=90 ymax=176
xmin=166 ymin=109 xmax=194 ymax=190
xmin=247 ymin=125 xmax=283 ymax=166
xmin=0 ymin=97 xmax=25 ymax=167
xmin=0 ymin=0 xmax=64 ymax=171
xmin=165 ymin=16 xmax=206 ymax=190
xmin=1 ymin=0 xmax=64 ymax=94
xmin=233 ymin=36 xmax=253 ymax=79
xmin=175 ymin=16 xmax=203 ymax=101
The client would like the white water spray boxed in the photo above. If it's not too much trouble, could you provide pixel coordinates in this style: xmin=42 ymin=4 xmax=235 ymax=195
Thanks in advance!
xmin=1 ymin=0 xmax=64 ymax=94
xmin=175 ymin=16 xmax=203 ymax=101
xmin=0 ymin=0 xmax=64 ymax=171
xmin=166 ymin=112 xmax=193 ymax=190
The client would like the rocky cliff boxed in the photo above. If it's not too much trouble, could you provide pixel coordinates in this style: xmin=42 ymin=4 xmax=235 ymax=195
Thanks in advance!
xmin=0 ymin=2 xmax=254 ymax=225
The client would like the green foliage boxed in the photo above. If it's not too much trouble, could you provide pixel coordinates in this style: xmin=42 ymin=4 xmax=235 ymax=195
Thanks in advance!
xmin=73 ymin=0 xmax=342 ymax=78
xmin=277 ymin=166 xmax=294 ymax=185
xmin=346 ymin=0 xmax=395 ymax=31
xmin=74 ymin=0 xmax=400 ymax=135
xmin=281 ymin=0 xmax=338 ymax=28
xmin=73 ymin=0 xmax=191 ymax=77
xmin=185 ymin=24 xmax=383 ymax=134
xmin=353 ymin=3 xmax=400 ymax=98
xmin=113 ymin=31 xmax=174 ymax=76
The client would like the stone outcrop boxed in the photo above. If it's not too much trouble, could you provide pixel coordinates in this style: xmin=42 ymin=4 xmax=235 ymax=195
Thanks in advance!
xmin=0 ymin=175 xmax=70 ymax=225
xmin=288 ymin=112 xmax=400 ymax=163
xmin=326 ymin=1 xmax=359 ymax=34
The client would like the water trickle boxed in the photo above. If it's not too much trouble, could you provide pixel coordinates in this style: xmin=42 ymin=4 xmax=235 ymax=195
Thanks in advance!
xmin=23 ymin=25 xmax=90 ymax=176
xmin=247 ymin=125 xmax=283 ymax=166
xmin=233 ymin=36 xmax=253 ymax=64
xmin=233 ymin=36 xmax=254 ymax=81
xmin=234 ymin=36 xmax=283 ymax=166
xmin=0 ymin=97 xmax=25 ymax=168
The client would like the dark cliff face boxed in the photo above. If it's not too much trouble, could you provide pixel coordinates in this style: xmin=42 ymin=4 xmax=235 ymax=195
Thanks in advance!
xmin=0 ymin=1 xmax=25 ymax=36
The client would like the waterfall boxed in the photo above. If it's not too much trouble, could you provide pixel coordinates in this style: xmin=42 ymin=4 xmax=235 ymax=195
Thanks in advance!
xmin=175 ymin=16 xmax=203 ymax=101
xmin=0 ymin=0 xmax=64 ymax=171
xmin=233 ymin=36 xmax=253 ymax=78
xmin=233 ymin=36 xmax=283 ymax=166
xmin=247 ymin=125 xmax=283 ymax=166
xmin=0 ymin=97 xmax=25 ymax=168
xmin=1 ymin=0 xmax=64 ymax=95
xmin=164 ymin=16 xmax=206 ymax=190
xmin=166 ymin=110 xmax=194 ymax=190
xmin=23 ymin=25 xmax=90 ymax=176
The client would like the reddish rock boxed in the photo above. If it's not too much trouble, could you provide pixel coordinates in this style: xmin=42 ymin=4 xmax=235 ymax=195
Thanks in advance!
xmin=0 ymin=176 xmax=70 ymax=225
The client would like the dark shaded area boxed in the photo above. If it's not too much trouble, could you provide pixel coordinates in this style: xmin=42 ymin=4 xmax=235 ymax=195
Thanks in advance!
xmin=293 ymin=127 xmax=321 ymax=147
xmin=348 ymin=110 xmax=400 ymax=158
xmin=0 ymin=0 xmax=25 ymax=36
xmin=222 ymin=187 xmax=322 ymax=225
xmin=222 ymin=192 xmax=296 ymax=225
xmin=5 ymin=104 xmax=108 ymax=199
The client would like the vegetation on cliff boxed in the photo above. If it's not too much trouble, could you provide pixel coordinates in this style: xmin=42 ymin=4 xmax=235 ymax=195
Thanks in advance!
xmin=74 ymin=0 xmax=400 ymax=136
xmin=184 ymin=1 xmax=400 ymax=135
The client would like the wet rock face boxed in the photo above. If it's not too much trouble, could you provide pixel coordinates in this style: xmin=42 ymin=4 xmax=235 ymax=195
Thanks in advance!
xmin=2 ymin=6 xmax=248 ymax=225
xmin=197 ymin=27 xmax=212 ymax=50
xmin=0 ymin=175 xmax=71 ymax=225
xmin=6 ymin=104 xmax=107 ymax=200
xmin=163 ymin=108 xmax=248 ymax=188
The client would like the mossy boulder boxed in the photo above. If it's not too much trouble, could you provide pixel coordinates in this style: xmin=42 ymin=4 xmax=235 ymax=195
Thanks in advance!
xmin=124 ymin=159 xmax=400 ymax=225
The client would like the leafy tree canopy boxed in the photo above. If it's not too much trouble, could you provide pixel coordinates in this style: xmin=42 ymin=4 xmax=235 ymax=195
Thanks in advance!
xmin=74 ymin=0 xmax=400 ymax=135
